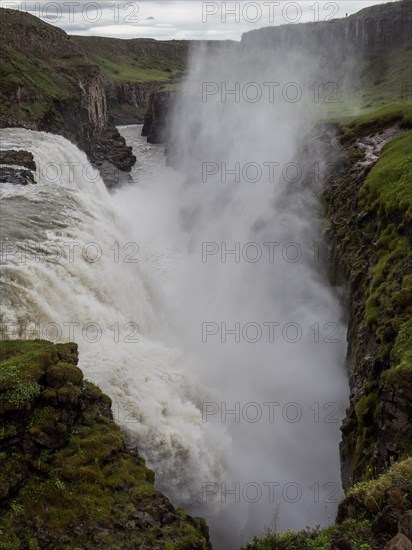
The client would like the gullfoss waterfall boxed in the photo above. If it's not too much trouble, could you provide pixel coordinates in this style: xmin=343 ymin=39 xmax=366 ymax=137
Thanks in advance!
xmin=0 ymin=40 xmax=349 ymax=547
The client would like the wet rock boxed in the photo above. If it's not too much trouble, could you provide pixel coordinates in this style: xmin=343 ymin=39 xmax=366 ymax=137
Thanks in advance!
xmin=142 ymin=90 xmax=176 ymax=144
xmin=0 ymin=166 xmax=36 ymax=185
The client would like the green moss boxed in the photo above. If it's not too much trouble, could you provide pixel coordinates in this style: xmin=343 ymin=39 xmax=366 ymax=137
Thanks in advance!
xmin=347 ymin=458 xmax=412 ymax=510
xmin=382 ymin=320 xmax=412 ymax=394
xmin=0 ymin=340 xmax=56 ymax=412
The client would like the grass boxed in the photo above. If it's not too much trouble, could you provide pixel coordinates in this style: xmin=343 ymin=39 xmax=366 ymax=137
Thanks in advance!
xmin=87 ymin=54 xmax=180 ymax=84
xmin=359 ymin=132 xmax=412 ymax=218
xmin=71 ymin=35 xmax=187 ymax=85
xmin=0 ymin=46 xmax=74 ymax=123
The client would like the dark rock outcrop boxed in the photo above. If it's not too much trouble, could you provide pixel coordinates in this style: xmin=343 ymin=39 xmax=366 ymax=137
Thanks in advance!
xmin=103 ymin=79 xmax=165 ymax=124
xmin=0 ymin=149 xmax=37 ymax=185
xmin=0 ymin=150 xmax=36 ymax=170
xmin=0 ymin=340 xmax=211 ymax=549
xmin=0 ymin=166 xmax=36 ymax=185
xmin=142 ymin=89 xmax=177 ymax=143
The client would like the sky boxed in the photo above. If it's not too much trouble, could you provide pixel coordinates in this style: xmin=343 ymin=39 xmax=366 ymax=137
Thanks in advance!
xmin=0 ymin=0 xmax=396 ymax=40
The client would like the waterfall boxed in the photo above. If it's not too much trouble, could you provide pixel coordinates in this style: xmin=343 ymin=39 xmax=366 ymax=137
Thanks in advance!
xmin=1 ymin=37 xmax=349 ymax=548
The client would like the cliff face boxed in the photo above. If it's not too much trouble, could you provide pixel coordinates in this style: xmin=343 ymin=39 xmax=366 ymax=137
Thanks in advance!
xmin=71 ymin=35 xmax=189 ymax=125
xmin=103 ymin=79 xmax=163 ymax=124
xmin=142 ymin=89 xmax=177 ymax=143
xmin=323 ymin=116 xmax=412 ymax=490
xmin=0 ymin=340 xmax=211 ymax=549
xmin=241 ymin=1 xmax=410 ymax=53
xmin=0 ymin=8 xmax=136 ymax=187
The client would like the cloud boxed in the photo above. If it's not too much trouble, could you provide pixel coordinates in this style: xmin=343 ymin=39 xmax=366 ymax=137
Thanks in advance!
xmin=0 ymin=0 xmax=396 ymax=40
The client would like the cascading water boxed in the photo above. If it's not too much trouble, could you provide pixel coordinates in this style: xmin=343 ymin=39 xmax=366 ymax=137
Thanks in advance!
xmin=1 ymin=38 xmax=349 ymax=548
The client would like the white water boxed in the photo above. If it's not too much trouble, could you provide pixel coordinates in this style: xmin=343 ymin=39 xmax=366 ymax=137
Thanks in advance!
xmin=1 ymin=42 xmax=349 ymax=549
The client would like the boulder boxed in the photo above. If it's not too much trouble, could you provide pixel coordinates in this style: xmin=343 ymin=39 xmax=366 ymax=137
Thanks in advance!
xmin=384 ymin=533 xmax=412 ymax=550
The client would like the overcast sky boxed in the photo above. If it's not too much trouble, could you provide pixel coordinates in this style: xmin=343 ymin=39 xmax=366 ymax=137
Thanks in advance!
xmin=1 ymin=0 xmax=396 ymax=40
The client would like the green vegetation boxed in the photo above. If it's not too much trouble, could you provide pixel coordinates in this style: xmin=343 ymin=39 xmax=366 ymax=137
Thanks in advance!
xmin=354 ymin=44 xmax=412 ymax=110
xmin=0 ymin=340 xmax=210 ymax=549
xmin=86 ymin=53 xmax=185 ymax=84
xmin=325 ymin=125 xmax=411 ymax=485
xmin=339 ymin=103 xmax=412 ymax=142
xmin=71 ymin=36 xmax=187 ymax=85
xmin=360 ymin=132 xmax=412 ymax=218
xmin=0 ymin=45 xmax=74 ymax=124
xmin=321 ymin=39 xmax=412 ymax=130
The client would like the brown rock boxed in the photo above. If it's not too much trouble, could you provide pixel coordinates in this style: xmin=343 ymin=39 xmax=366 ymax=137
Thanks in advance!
xmin=399 ymin=511 xmax=412 ymax=541
xmin=384 ymin=533 xmax=412 ymax=550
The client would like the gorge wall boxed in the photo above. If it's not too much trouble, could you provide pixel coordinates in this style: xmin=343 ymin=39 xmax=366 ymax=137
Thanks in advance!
xmin=242 ymin=1 xmax=410 ymax=52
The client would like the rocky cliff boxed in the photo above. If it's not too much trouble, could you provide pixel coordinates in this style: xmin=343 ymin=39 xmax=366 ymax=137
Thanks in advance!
xmin=0 ymin=340 xmax=211 ymax=549
xmin=71 ymin=35 xmax=189 ymax=125
xmin=0 ymin=8 xmax=136 ymax=187
xmin=142 ymin=89 xmax=178 ymax=143
xmin=323 ymin=115 xmax=412 ymax=489
xmin=242 ymin=1 xmax=411 ymax=54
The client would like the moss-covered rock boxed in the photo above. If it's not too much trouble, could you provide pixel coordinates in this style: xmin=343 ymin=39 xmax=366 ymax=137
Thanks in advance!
xmin=0 ymin=340 xmax=210 ymax=549
xmin=322 ymin=121 xmax=412 ymax=487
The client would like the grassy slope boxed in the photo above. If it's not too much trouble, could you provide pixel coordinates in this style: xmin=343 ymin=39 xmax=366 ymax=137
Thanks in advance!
xmin=0 ymin=44 xmax=76 ymax=125
xmin=0 ymin=9 xmax=90 ymax=127
xmin=71 ymin=36 xmax=187 ymax=84
xmin=0 ymin=340 xmax=210 ymax=550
